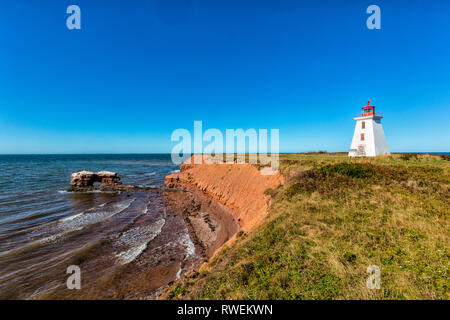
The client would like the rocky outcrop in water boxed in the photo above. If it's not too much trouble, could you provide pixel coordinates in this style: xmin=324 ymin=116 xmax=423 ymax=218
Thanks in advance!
xmin=70 ymin=170 xmax=121 ymax=187
xmin=68 ymin=170 xmax=158 ymax=192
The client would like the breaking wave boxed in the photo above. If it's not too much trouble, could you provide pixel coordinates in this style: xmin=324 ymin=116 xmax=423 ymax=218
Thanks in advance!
xmin=114 ymin=218 xmax=166 ymax=265
xmin=0 ymin=199 xmax=135 ymax=258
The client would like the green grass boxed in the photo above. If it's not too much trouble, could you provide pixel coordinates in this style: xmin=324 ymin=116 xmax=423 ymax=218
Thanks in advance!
xmin=165 ymin=153 xmax=449 ymax=300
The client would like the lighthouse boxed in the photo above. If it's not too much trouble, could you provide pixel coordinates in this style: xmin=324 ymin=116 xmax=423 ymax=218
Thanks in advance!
xmin=349 ymin=100 xmax=390 ymax=157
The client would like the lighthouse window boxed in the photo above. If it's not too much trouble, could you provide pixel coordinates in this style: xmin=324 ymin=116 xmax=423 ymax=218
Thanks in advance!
xmin=361 ymin=133 xmax=365 ymax=141
xmin=362 ymin=121 xmax=365 ymax=129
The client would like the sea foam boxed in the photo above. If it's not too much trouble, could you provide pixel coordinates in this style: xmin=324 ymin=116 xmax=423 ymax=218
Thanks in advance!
xmin=114 ymin=218 xmax=166 ymax=265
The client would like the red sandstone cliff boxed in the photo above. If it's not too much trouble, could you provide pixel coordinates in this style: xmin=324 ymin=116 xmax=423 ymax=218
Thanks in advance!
xmin=165 ymin=156 xmax=284 ymax=234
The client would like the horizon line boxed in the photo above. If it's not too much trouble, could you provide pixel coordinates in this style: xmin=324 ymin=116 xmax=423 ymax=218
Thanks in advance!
xmin=0 ymin=151 xmax=449 ymax=156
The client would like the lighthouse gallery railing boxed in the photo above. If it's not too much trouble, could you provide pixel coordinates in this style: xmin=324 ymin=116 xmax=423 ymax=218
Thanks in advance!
xmin=354 ymin=112 xmax=383 ymax=118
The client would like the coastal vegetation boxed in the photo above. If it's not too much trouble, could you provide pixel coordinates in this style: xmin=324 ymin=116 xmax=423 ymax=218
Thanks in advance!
xmin=165 ymin=153 xmax=449 ymax=299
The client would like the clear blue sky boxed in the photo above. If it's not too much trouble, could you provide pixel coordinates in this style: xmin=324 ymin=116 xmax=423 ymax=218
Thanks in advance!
xmin=1 ymin=0 xmax=449 ymax=154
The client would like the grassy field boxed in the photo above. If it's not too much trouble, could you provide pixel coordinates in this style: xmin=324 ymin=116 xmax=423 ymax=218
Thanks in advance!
xmin=167 ymin=153 xmax=449 ymax=300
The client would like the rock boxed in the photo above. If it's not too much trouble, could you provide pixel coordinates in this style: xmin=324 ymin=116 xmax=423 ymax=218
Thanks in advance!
xmin=68 ymin=170 xmax=160 ymax=192
xmin=97 ymin=171 xmax=121 ymax=185
xmin=70 ymin=170 xmax=121 ymax=187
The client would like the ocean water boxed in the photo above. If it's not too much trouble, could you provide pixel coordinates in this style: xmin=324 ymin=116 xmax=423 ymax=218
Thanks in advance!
xmin=0 ymin=154 xmax=195 ymax=299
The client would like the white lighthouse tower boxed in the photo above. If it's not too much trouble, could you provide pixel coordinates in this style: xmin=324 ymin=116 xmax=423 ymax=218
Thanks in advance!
xmin=349 ymin=100 xmax=389 ymax=157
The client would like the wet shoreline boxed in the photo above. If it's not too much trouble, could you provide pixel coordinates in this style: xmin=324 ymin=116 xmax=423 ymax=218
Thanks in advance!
xmin=0 ymin=154 xmax=190 ymax=300
xmin=0 ymin=154 xmax=240 ymax=300
xmin=0 ymin=188 xmax=238 ymax=300
xmin=35 ymin=186 xmax=238 ymax=300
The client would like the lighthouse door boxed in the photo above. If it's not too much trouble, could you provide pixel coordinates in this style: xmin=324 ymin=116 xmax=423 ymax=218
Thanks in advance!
xmin=357 ymin=145 xmax=366 ymax=156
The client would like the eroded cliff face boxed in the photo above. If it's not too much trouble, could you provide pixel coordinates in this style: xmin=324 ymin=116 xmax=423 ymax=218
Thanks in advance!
xmin=165 ymin=156 xmax=284 ymax=234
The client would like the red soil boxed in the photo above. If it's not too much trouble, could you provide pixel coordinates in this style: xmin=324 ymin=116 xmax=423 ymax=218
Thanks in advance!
xmin=165 ymin=155 xmax=284 ymax=234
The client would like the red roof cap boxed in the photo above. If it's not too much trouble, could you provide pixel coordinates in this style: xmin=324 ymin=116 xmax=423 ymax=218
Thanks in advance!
xmin=362 ymin=100 xmax=375 ymax=110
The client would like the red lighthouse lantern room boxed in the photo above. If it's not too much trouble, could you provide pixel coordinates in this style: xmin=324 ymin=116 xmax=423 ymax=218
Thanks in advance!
xmin=362 ymin=100 xmax=375 ymax=116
